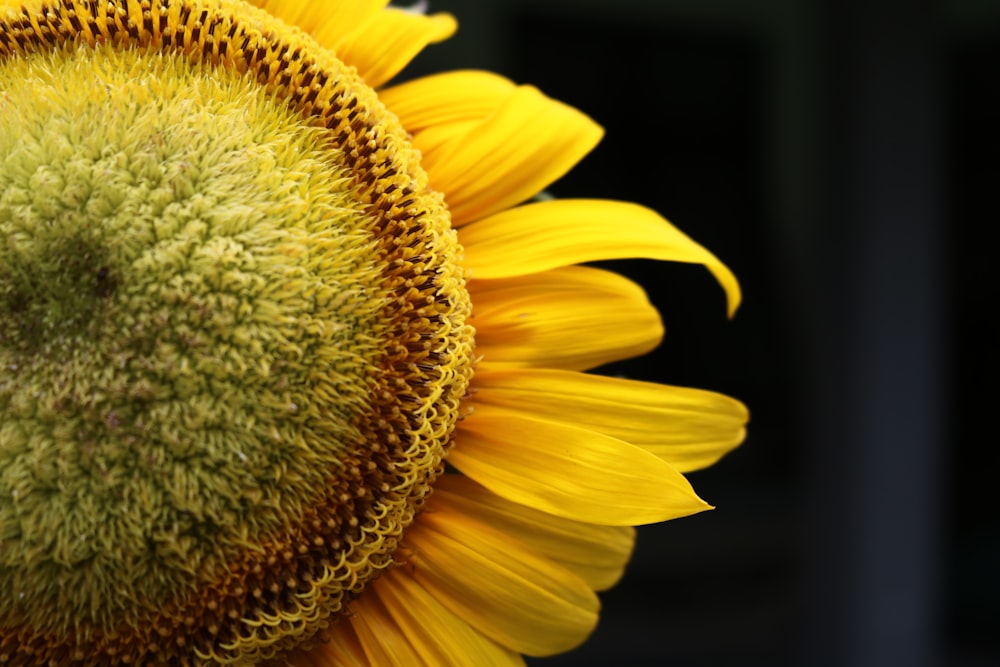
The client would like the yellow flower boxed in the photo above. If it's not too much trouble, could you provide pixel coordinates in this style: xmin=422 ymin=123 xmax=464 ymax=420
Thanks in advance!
xmin=0 ymin=1 xmax=747 ymax=665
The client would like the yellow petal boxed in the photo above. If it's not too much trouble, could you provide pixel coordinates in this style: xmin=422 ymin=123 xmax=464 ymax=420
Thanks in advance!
xmin=421 ymin=86 xmax=603 ymax=224
xmin=348 ymin=591 xmax=428 ymax=666
xmin=406 ymin=506 xmax=599 ymax=656
xmin=380 ymin=70 xmax=516 ymax=134
xmin=251 ymin=1 xmax=453 ymax=89
xmin=460 ymin=198 xmax=741 ymax=316
xmin=449 ymin=403 xmax=712 ymax=525
xmin=434 ymin=475 xmax=635 ymax=591
xmin=373 ymin=567 xmax=526 ymax=666
xmin=287 ymin=624 xmax=369 ymax=667
xmin=473 ymin=366 xmax=748 ymax=472
xmin=408 ymin=118 xmax=480 ymax=160
xmin=470 ymin=265 xmax=662 ymax=371
xmin=323 ymin=9 xmax=457 ymax=89
xmin=249 ymin=0 xmax=387 ymax=38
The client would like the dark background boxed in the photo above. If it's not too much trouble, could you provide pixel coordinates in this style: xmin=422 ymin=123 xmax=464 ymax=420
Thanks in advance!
xmin=399 ymin=1 xmax=999 ymax=665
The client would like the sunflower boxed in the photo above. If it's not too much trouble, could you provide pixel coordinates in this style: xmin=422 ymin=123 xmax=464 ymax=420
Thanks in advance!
xmin=0 ymin=1 xmax=747 ymax=665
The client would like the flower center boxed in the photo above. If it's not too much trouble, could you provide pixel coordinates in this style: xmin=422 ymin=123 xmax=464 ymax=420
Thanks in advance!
xmin=0 ymin=2 xmax=474 ymax=664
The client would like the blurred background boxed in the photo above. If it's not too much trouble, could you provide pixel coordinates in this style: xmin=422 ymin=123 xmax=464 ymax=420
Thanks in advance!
xmin=399 ymin=0 xmax=998 ymax=665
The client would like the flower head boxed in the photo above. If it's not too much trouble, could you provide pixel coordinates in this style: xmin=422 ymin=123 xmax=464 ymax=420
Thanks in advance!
xmin=0 ymin=1 xmax=746 ymax=665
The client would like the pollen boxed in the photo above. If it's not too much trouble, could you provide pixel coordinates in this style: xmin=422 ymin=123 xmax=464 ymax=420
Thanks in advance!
xmin=0 ymin=2 xmax=474 ymax=665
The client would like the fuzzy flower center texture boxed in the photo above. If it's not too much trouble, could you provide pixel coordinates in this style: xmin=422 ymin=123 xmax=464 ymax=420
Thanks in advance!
xmin=0 ymin=3 xmax=474 ymax=663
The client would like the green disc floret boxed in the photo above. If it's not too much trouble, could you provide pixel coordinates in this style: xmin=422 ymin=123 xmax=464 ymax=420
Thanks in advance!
xmin=0 ymin=45 xmax=386 ymax=632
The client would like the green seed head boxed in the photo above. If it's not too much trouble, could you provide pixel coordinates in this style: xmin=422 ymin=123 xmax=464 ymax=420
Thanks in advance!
xmin=1 ymin=42 xmax=381 ymax=623
xmin=0 ymin=35 xmax=473 ymax=664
